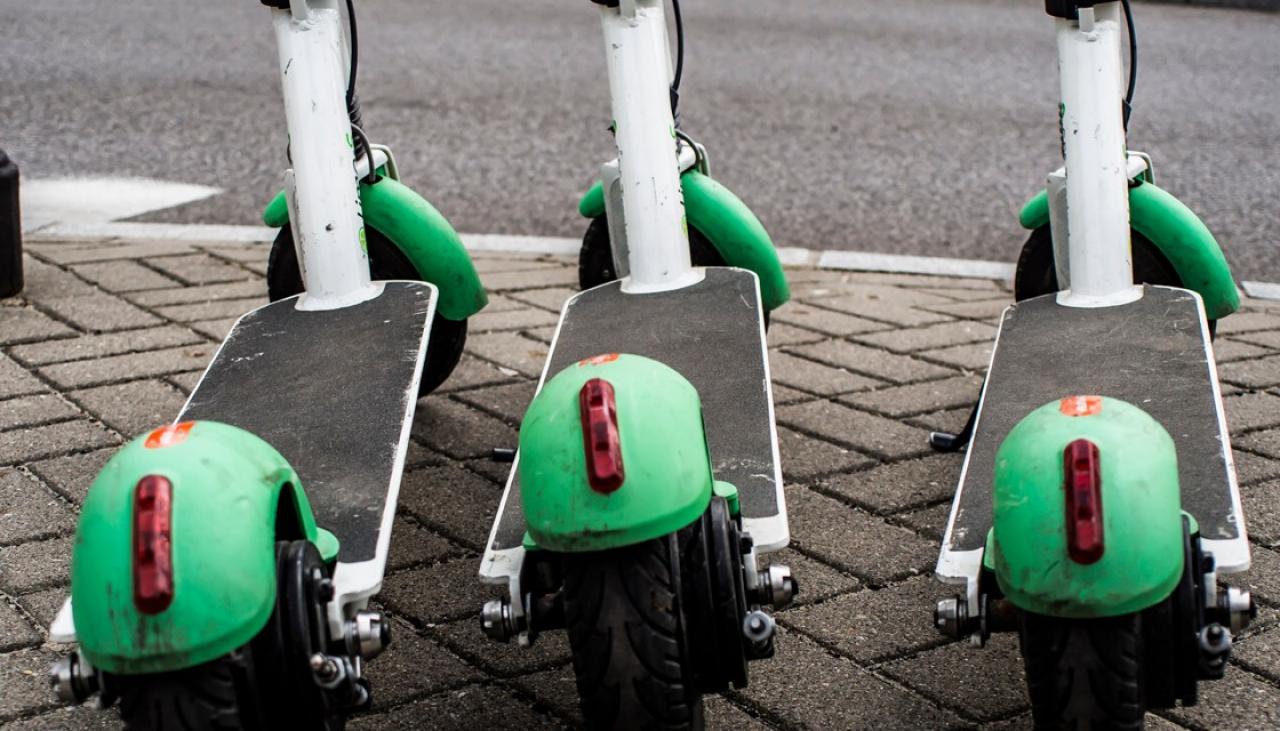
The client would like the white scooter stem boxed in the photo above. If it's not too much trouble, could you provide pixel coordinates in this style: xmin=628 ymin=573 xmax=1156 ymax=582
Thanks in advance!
xmin=600 ymin=0 xmax=700 ymax=294
xmin=1055 ymin=3 xmax=1138 ymax=307
xmin=273 ymin=0 xmax=376 ymax=311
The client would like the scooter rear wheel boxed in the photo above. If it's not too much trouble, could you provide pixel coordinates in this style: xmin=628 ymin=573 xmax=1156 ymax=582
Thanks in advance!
xmin=562 ymin=531 xmax=704 ymax=731
xmin=1019 ymin=612 xmax=1146 ymax=731
xmin=266 ymin=223 xmax=468 ymax=395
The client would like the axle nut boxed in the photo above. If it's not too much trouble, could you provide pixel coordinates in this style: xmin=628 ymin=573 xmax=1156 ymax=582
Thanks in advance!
xmin=1219 ymin=586 xmax=1255 ymax=634
xmin=934 ymin=596 xmax=970 ymax=640
xmin=480 ymin=599 xmax=520 ymax=642
xmin=755 ymin=564 xmax=798 ymax=609
xmin=49 ymin=652 xmax=99 ymax=705
xmin=346 ymin=611 xmax=390 ymax=660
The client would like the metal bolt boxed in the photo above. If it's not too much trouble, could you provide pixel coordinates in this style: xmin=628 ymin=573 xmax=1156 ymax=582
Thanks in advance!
xmin=1218 ymin=586 xmax=1254 ymax=634
xmin=755 ymin=564 xmax=798 ymax=609
xmin=741 ymin=610 xmax=775 ymax=645
xmin=310 ymin=652 xmax=338 ymax=681
xmin=480 ymin=598 xmax=519 ymax=642
xmin=346 ymin=611 xmax=390 ymax=660
xmin=49 ymin=652 xmax=98 ymax=705
xmin=315 ymin=578 xmax=335 ymax=603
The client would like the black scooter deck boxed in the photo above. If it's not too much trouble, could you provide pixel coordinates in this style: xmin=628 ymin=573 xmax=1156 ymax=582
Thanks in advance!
xmin=180 ymin=282 xmax=434 ymax=591
xmin=481 ymin=268 xmax=786 ymax=583
xmin=939 ymin=286 xmax=1247 ymax=581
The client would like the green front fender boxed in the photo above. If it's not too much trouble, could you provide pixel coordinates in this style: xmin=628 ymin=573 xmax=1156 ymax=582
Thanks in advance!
xmin=1018 ymin=181 xmax=1239 ymax=319
xmin=578 ymin=170 xmax=790 ymax=312
xmin=71 ymin=421 xmax=329 ymax=674
xmin=263 ymin=177 xmax=487 ymax=321
xmin=991 ymin=397 xmax=1184 ymax=619
xmin=519 ymin=354 xmax=714 ymax=552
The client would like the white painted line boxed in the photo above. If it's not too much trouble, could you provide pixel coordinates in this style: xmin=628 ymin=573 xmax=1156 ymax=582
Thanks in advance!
xmin=461 ymin=233 xmax=580 ymax=256
xmin=1242 ymin=281 xmax=1280 ymax=302
xmin=817 ymin=250 xmax=1015 ymax=280
xmin=21 ymin=177 xmax=221 ymax=231
xmin=36 ymin=221 xmax=275 ymax=243
xmin=776 ymin=246 xmax=817 ymax=267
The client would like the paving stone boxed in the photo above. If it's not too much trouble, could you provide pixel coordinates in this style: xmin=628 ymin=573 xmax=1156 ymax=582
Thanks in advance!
xmin=431 ymin=617 xmax=569 ymax=677
xmin=386 ymin=516 xmax=456 ymax=571
xmin=919 ymin=287 xmax=1012 ymax=303
xmin=33 ymin=241 xmax=195 ymax=264
xmin=433 ymin=353 xmax=521 ymax=393
xmin=1234 ymin=330 xmax=1280 ymax=351
xmin=152 ymin=296 xmax=266 ymax=323
xmin=413 ymin=396 xmax=519 ymax=460
xmin=465 ymin=332 xmax=549 ymax=379
xmin=788 ymin=340 xmax=954 ymax=384
xmin=27 ymin=447 xmax=115 ymax=504
xmin=704 ymin=695 xmax=774 ymax=730
xmin=820 ymin=454 xmax=963 ymax=515
xmin=814 ymin=298 xmax=954 ymax=328
xmin=347 ymin=684 xmax=554 ymax=731
xmin=188 ymin=317 xmax=237 ymax=341
xmin=892 ymin=501 xmax=953 ymax=541
xmin=399 ymin=465 xmax=503 ymax=551
xmin=1233 ymin=623 xmax=1280 ymax=683
xmin=1244 ymin=547 xmax=1280 ymax=607
xmin=0 ymin=419 xmax=119 ymax=465
xmin=880 ymin=633 xmax=1027 ymax=722
xmin=505 ymin=286 xmax=577 ymax=312
xmin=906 ymin=406 xmax=972 ymax=435
xmin=0 ymin=307 xmax=74 ymax=345
xmin=1241 ymin=479 xmax=1280 ymax=548
xmin=777 ymin=400 xmax=934 ymax=461
xmin=464 ymin=455 xmax=516 ymax=485
xmin=126 ymin=280 xmax=265 ymax=307
xmin=1217 ymin=311 xmax=1280 ymax=336
xmin=359 ymin=617 xmax=483 ymax=707
xmin=469 ymin=306 xmax=559 ymax=333
xmin=165 ymin=371 xmax=204 ymax=395
xmin=734 ymin=628 xmax=961 ymax=730
xmin=785 ymin=485 xmax=935 ymax=584
xmin=471 ymin=257 xmax=565 ymax=275
xmin=841 ymin=374 xmax=982 ymax=418
xmin=1161 ymin=667 xmax=1280 ymax=731
xmin=8 ymin=325 xmax=203 ymax=366
xmin=766 ymin=322 xmax=827 ymax=348
xmin=2 ymin=705 xmax=120 ymax=729
xmin=1236 ymin=449 xmax=1280 ymax=487
xmin=0 ymin=468 xmax=75 ymax=546
xmin=0 ymin=597 xmax=41 ymax=652
xmin=1238 ymin=428 xmax=1280 ymax=461
xmin=68 ymin=379 xmax=186 ymax=436
xmin=518 ymin=325 xmax=555 ymax=345
xmin=70 ymin=259 xmax=178 ymax=293
xmin=38 ymin=344 xmax=213 ymax=389
xmin=15 ymin=587 xmax=65 ymax=629
xmin=771 ymin=303 xmax=887 ymax=337
xmin=0 ymin=352 xmax=50 ymax=398
xmin=760 ymin=548 xmax=861 ymax=608
xmin=17 ymin=257 xmax=98 ymax=297
xmin=783 ymin=576 xmax=950 ymax=663
xmin=920 ymin=298 xmax=1011 ymax=322
xmin=0 ymin=647 xmax=61 ymax=722
xmin=1215 ymin=339 xmax=1274 ymax=363
xmin=769 ymin=351 xmax=883 ymax=396
xmin=770 ymin=383 xmax=814 ymax=406
xmin=377 ymin=558 xmax=496 ymax=624
xmin=856 ymin=319 xmax=997 ymax=354
xmin=145 ymin=253 xmax=254 ymax=285
xmin=1219 ymin=354 xmax=1280 ymax=390
xmin=1228 ymin=392 xmax=1280 ymax=433
xmin=453 ymin=380 xmax=536 ymax=425
xmin=480 ymin=267 xmax=579 ymax=292
xmin=778 ymin=426 xmax=876 ymax=481
xmin=919 ymin=341 xmax=994 ymax=372
xmin=0 ymin=394 xmax=79 ymax=431
xmin=36 ymin=293 xmax=162 ymax=333
xmin=0 ymin=536 xmax=73 ymax=594
xmin=198 ymin=244 xmax=271 ymax=264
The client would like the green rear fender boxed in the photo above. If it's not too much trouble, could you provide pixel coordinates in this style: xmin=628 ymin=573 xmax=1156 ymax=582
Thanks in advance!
xmin=1018 ymin=181 xmax=1239 ymax=319
xmin=263 ymin=177 xmax=487 ymax=321
xmin=519 ymin=354 xmax=715 ymax=552
xmin=991 ymin=397 xmax=1184 ymax=618
xmin=71 ymin=421 xmax=327 ymax=674
xmin=578 ymin=170 xmax=790 ymax=312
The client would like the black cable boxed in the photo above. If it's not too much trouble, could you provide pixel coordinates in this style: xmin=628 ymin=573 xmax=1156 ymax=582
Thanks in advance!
xmin=669 ymin=0 xmax=685 ymax=125
xmin=345 ymin=0 xmax=358 ymax=108
xmin=1121 ymin=0 xmax=1136 ymax=129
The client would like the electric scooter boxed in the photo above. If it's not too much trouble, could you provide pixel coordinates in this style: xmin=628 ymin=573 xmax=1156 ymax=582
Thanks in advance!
xmin=477 ymin=1 xmax=795 ymax=728
xmin=48 ymin=1 xmax=486 ymax=727
xmin=930 ymin=2 xmax=1253 ymax=727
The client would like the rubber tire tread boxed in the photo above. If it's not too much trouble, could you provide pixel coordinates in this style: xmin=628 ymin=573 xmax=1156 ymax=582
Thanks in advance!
xmin=266 ymin=223 xmax=467 ymax=395
xmin=1020 ymin=612 xmax=1146 ymax=731
xmin=118 ymin=658 xmax=245 ymax=731
xmin=563 ymin=534 xmax=704 ymax=730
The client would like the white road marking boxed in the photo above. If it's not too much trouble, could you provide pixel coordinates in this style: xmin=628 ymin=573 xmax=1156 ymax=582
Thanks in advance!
xmin=21 ymin=177 xmax=221 ymax=231
xmin=1242 ymin=281 xmax=1280 ymax=302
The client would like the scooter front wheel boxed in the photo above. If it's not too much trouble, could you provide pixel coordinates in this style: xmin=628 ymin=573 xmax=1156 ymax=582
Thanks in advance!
xmin=267 ymin=224 xmax=468 ymax=395
xmin=579 ymin=215 xmax=724 ymax=289
xmin=1019 ymin=612 xmax=1145 ymax=731
xmin=563 ymin=532 xmax=704 ymax=731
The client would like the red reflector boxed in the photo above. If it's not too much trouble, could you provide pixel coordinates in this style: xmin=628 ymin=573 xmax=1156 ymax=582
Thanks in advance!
xmin=579 ymin=378 xmax=624 ymax=494
xmin=1063 ymin=439 xmax=1104 ymax=565
xmin=145 ymin=422 xmax=194 ymax=449
xmin=133 ymin=475 xmax=174 ymax=615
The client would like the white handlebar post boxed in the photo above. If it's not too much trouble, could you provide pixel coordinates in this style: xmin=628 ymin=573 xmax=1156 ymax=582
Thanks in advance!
xmin=1056 ymin=2 xmax=1139 ymax=307
xmin=272 ymin=1 xmax=376 ymax=311
xmin=599 ymin=0 xmax=700 ymax=293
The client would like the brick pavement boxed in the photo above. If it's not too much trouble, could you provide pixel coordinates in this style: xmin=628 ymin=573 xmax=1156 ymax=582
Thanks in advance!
xmin=2 ymin=234 xmax=1280 ymax=729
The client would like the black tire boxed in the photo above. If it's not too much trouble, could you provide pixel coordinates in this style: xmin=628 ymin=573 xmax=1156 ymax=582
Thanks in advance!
xmin=1020 ymin=612 xmax=1146 ymax=731
xmin=1014 ymin=225 xmax=1216 ymax=337
xmin=118 ymin=657 xmax=246 ymax=731
xmin=562 ymin=533 xmax=704 ymax=731
xmin=267 ymin=223 xmax=468 ymax=395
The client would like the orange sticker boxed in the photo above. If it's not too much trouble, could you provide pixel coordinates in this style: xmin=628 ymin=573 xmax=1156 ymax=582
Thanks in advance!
xmin=577 ymin=353 xmax=621 ymax=367
xmin=145 ymin=421 xmax=195 ymax=449
xmin=1059 ymin=396 xmax=1103 ymax=417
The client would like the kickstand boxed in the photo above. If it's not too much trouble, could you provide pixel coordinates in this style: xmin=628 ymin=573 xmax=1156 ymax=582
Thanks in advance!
xmin=928 ymin=380 xmax=985 ymax=453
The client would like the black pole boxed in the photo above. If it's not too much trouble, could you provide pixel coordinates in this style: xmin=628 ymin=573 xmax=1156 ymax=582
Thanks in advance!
xmin=0 ymin=149 xmax=21 ymax=298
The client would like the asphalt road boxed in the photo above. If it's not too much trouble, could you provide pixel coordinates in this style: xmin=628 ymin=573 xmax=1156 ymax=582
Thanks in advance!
xmin=2 ymin=0 xmax=1277 ymax=281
